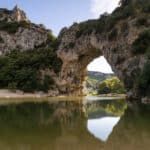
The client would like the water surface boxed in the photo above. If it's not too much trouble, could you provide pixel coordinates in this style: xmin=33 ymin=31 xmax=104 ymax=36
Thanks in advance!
xmin=0 ymin=97 xmax=149 ymax=150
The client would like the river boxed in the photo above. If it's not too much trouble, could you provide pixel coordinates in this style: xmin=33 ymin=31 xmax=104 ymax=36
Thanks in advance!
xmin=0 ymin=97 xmax=149 ymax=150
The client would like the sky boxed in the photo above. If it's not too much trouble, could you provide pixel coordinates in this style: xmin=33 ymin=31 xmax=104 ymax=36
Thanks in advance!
xmin=87 ymin=56 xmax=113 ymax=73
xmin=1 ymin=0 xmax=120 ymax=73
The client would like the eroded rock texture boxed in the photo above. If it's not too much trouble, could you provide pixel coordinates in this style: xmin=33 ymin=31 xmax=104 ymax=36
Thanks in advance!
xmin=57 ymin=0 xmax=150 ymax=100
xmin=0 ymin=1 xmax=149 ymax=101
xmin=0 ymin=5 xmax=29 ymax=23
xmin=0 ymin=6 xmax=62 ymax=94
xmin=0 ymin=6 xmax=49 ymax=55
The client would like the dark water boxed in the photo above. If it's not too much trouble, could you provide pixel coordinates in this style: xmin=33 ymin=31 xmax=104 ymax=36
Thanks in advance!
xmin=0 ymin=97 xmax=149 ymax=150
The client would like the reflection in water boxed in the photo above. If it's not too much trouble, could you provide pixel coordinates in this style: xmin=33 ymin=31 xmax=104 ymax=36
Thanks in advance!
xmin=85 ymin=99 xmax=125 ymax=142
xmin=88 ymin=117 xmax=120 ymax=141
xmin=0 ymin=98 xmax=149 ymax=150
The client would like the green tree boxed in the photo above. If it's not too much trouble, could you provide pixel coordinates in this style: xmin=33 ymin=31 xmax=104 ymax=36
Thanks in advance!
xmin=0 ymin=31 xmax=62 ymax=92
xmin=98 ymin=77 xmax=126 ymax=94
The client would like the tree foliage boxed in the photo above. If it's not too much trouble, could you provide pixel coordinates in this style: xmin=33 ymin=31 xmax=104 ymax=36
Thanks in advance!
xmin=136 ymin=61 xmax=150 ymax=97
xmin=76 ymin=0 xmax=149 ymax=38
xmin=132 ymin=29 xmax=150 ymax=55
xmin=98 ymin=77 xmax=126 ymax=94
xmin=0 ymin=21 xmax=30 ymax=33
xmin=0 ymin=32 xmax=62 ymax=92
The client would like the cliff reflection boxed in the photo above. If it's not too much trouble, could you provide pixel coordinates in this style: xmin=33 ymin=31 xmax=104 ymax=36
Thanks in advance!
xmin=0 ymin=98 xmax=149 ymax=150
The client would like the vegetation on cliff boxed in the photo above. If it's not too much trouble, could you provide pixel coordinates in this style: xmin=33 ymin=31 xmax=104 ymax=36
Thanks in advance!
xmin=0 ymin=32 xmax=62 ymax=92
xmin=132 ymin=28 xmax=150 ymax=97
xmin=76 ymin=0 xmax=150 ymax=38
xmin=0 ymin=0 xmax=149 ymax=98
xmin=98 ymin=77 xmax=126 ymax=94
xmin=62 ymin=0 xmax=150 ymax=99
xmin=136 ymin=61 xmax=150 ymax=97
xmin=0 ymin=21 xmax=30 ymax=33
xmin=0 ymin=36 xmax=4 ymax=43
xmin=132 ymin=29 xmax=150 ymax=55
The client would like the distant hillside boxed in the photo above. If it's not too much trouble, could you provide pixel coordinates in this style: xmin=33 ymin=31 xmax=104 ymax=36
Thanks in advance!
xmin=87 ymin=71 xmax=114 ymax=81
xmin=84 ymin=71 xmax=115 ymax=94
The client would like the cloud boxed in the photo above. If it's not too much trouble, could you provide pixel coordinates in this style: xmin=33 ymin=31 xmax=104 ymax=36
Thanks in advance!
xmin=90 ymin=0 xmax=120 ymax=18
xmin=87 ymin=56 xmax=114 ymax=73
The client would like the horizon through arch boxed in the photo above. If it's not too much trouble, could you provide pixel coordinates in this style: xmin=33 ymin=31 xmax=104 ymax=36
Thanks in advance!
xmin=87 ymin=56 xmax=114 ymax=74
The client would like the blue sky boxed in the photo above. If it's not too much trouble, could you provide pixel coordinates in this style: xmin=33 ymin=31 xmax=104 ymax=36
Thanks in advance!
xmin=1 ymin=0 xmax=119 ymax=35
xmin=1 ymin=0 xmax=91 ymax=35
xmin=1 ymin=0 xmax=120 ymax=73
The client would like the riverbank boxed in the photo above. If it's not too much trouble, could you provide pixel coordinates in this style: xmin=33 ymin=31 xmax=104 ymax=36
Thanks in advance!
xmin=0 ymin=89 xmax=49 ymax=98
xmin=98 ymin=93 xmax=126 ymax=97
xmin=0 ymin=89 xmax=127 ymax=107
xmin=0 ymin=89 xmax=126 ymax=99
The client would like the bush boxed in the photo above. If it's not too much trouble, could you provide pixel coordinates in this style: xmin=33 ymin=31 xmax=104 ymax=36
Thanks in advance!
xmin=120 ymin=21 xmax=129 ymax=35
xmin=105 ymin=16 xmax=118 ymax=31
xmin=108 ymin=28 xmax=118 ymax=41
xmin=0 ymin=47 xmax=62 ymax=92
xmin=120 ymin=0 xmax=150 ymax=14
xmin=8 ymin=82 xmax=17 ymax=90
xmin=0 ymin=36 xmax=4 ymax=43
xmin=146 ymin=47 xmax=150 ymax=59
xmin=142 ymin=4 xmax=150 ymax=13
xmin=98 ymin=77 xmax=126 ymax=94
xmin=117 ymin=4 xmax=134 ymax=19
xmin=136 ymin=61 xmax=150 ymax=96
xmin=0 ymin=24 xmax=62 ymax=92
xmin=68 ymin=42 xmax=75 ymax=48
xmin=64 ymin=42 xmax=75 ymax=49
xmin=135 ymin=16 xmax=148 ymax=27
xmin=132 ymin=29 xmax=150 ymax=54
xmin=119 ymin=0 xmax=131 ymax=7
xmin=98 ymin=82 xmax=111 ymax=94
xmin=40 ymin=75 xmax=54 ymax=92
xmin=75 ymin=0 xmax=150 ymax=39
xmin=75 ymin=0 xmax=135 ymax=38
xmin=76 ymin=20 xmax=101 ymax=38
xmin=0 ymin=21 xmax=30 ymax=33
xmin=135 ymin=0 xmax=150 ymax=13
xmin=105 ymin=0 xmax=135 ymax=31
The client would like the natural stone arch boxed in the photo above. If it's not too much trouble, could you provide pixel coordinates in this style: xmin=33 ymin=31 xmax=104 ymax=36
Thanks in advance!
xmin=57 ymin=20 xmax=148 ymax=100
xmin=57 ymin=32 xmax=102 ymax=95
xmin=56 ymin=0 xmax=150 ymax=100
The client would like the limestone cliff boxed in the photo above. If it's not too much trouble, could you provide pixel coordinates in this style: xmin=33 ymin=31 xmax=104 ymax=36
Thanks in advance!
xmin=0 ymin=5 xmax=29 ymax=23
xmin=0 ymin=1 xmax=150 ymax=101
xmin=57 ymin=0 xmax=150 ymax=101
xmin=0 ymin=6 xmax=49 ymax=55
xmin=0 ymin=6 xmax=62 ymax=95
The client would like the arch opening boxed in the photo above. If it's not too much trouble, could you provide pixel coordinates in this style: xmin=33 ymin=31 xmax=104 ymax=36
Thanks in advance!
xmin=58 ymin=45 xmax=126 ymax=96
xmin=87 ymin=56 xmax=114 ymax=74
xmin=57 ymin=0 xmax=150 ymax=100
xmin=83 ymin=56 xmax=126 ymax=96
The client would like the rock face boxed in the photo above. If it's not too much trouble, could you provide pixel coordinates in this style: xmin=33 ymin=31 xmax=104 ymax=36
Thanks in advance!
xmin=0 ymin=27 xmax=48 ymax=55
xmin=0 ymin=6 xmax=62 ymax=96
xmin=0 ymin=6 xmax=48 ymax=55
xmin=57 ymin=0 xmax=150 ymax=100
xmin=0 ymin=5 xmax=29 ymax=22
xmin=12 ymin=5 xmax=29 ymax=22
xmin=0 ymin=1 xmax=149 ymax=101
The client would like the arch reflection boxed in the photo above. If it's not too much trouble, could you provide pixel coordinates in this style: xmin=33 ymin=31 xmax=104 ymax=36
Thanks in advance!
xmin=0 ymin=98 xmax=149 ymax=150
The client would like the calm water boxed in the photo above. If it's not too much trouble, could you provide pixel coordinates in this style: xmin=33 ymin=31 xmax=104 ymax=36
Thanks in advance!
xmin=0 ymin=97 xmax=149 ymax=150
